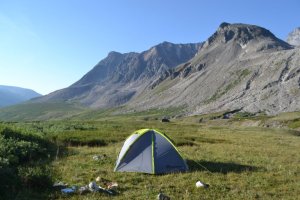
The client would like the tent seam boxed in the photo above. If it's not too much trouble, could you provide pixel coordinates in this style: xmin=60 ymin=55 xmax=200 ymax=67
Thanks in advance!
xmin=114 ymin=129 xmax=150 ymax=171
xmin=152 ymin=132 xmax=155 ymax=174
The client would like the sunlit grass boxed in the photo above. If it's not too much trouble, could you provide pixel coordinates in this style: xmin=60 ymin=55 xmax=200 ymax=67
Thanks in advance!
xmin=47 ymin=119 xmax=300 ymax=199
xmin=1 ymin=112 xmax=300 ymax=199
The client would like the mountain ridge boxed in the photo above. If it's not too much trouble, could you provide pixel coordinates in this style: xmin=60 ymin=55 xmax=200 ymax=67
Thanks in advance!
xmin=34 ymin=41 xmax=202 ymax=108
xmin=1 ymin=22 xmax=300 ymax=120
xmin=0 ymin=85 xmax=41 ymax=108
xmin=126 ymin=23 xmax=298 ymax=115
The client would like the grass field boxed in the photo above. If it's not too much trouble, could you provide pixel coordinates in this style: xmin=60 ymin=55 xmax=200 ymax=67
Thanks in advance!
xmin=0 ymin=112 xmax=300 ymax=199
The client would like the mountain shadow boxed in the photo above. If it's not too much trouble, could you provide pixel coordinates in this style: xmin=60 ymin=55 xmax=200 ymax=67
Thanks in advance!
xmin=187 ymin=160 xmax=260 ymax=174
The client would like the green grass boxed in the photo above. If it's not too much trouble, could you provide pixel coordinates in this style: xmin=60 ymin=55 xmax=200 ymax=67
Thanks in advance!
xmin=0 ymin=102 xmax=85 ymax=121
xmin=288 ymin=119 xmax=300 ymax=129
xmin=49 ymin=122 xmax=299 ymax=200
xmin=1 ymin=112 xmax=300 ymax=199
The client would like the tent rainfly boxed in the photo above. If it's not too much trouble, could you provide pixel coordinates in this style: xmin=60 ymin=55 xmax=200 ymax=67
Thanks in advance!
xmin=114 ymin=129 xmax=188 ymax=174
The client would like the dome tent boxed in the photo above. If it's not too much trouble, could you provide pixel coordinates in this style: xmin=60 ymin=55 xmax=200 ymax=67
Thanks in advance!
xmin=114 ymin=129 xmax=188 ymax=174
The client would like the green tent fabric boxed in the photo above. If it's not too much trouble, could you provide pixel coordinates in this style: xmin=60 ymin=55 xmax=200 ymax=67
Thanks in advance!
xmin=114 ymin=129 xmax=188 ymax=174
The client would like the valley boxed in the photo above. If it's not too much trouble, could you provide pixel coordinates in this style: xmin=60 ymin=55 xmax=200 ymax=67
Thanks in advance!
xmin=0 ymin=111 xmax=299 ymax=199
xmin=1 ymin=22 xmax=300 ymax=199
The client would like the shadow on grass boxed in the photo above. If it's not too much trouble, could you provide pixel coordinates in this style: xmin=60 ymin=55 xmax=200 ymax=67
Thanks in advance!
xmin=287 ymin=129 xmax=300 ymax=136
xmin=187 ymin=160 xmax=259 ymax=174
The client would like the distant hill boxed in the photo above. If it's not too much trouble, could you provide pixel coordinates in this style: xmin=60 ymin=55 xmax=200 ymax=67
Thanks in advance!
xmin=287 ymin=27 xmax=300 ymax=46
xmin=0 ymin=85 xmax=41 ymax=107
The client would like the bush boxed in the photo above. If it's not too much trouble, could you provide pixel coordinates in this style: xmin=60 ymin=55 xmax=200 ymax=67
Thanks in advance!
xmin=0 ymin=130 xmax=47 ymax=167
xmin=0 ymin=126 xmax=55 ymax=198
xmin=18 ymin=165 xmax=52 ymax=189
xmin=234 ymin=112 xmax=255 ymax=119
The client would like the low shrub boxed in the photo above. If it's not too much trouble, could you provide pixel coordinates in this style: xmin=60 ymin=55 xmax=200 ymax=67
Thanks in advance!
xmin=233 ymin=112 xmax=256 ymax=119
xmin=0 ymin=126 xmax=55 ymax=199
xmin=18 ymin=165 xmax=52 ymax=189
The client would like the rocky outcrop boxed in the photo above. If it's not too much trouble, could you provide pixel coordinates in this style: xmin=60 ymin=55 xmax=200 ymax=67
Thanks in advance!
xmin=287 ymin=27 xmax=300 ymax=46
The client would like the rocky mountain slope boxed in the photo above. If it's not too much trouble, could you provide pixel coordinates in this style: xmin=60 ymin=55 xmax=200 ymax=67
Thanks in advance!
xmin=287 ymin=27 xmax=300 ymax=46
xmin=0 ymin=85 xmax=41 ymax=107
xmin=35 ymin=42 xmax=202 ymax=108
xmin=1 ymin=22 xmax=300 ymax=121
xmin=128 ymin=23 xmax=299 ymax=115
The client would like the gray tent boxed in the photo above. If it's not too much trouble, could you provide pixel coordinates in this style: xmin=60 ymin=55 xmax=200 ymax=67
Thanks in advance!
xmin=114 ymin=129 xmax=188 ymax=174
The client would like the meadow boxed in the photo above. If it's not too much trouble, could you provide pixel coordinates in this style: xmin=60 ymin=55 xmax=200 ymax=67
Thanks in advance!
xmin=0 ymin=111 xmax=299 ymax=199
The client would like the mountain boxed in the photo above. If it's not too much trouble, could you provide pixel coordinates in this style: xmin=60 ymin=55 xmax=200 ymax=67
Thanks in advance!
xmin=35 ymin=42 xmax=202 ymax=108
xmin=0 ymin=85 xmax=41 ymax=107
xmin=128 ymin=22 xmax=299 ymax=115
xmin=287 ymin=27 xmax=300 ymax=46
xmin=1 ymin=22 xmax=300 ymax=121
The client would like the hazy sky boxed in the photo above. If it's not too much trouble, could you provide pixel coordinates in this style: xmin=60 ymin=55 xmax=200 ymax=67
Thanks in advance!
xmin=0 ymin=0 xmax=299 ymax=95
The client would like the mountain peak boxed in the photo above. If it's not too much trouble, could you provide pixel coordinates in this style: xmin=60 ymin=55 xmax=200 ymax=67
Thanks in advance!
xmin=287 ymin=27 xmax=300 ymax=46
xmin=150 ymin=41 xmax=176 ymax=51
xmin=213 ymin=23 xmax=275 ymax=44
xmin=159 ymin=41 xmax=173 ymax=46
xmin=204 ymin=23 xmax=292 ymax=51
xmin=218 ymin=22 xmax=231 ymax=29
xmin=107 ymin=51 xmax=122 ymax=57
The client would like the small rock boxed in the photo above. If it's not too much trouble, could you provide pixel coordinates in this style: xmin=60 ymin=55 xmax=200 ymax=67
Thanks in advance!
xmin=161 ymin=118 xmax=170 ymax=122
xmin=157 ymin=192 xmax=170 ymax=200
xmin=196 ymin=180 xmax=209 ymax=188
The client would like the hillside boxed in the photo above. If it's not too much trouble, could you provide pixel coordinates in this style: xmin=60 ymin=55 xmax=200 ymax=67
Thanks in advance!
xmin=0 ymin=85 xmax=41 ymax=108
xmin=128 ymin=23 xmax=299 ymax=115
xmin=0 ymin=102 xmax=85 ymax=121
xmin=35 ymin=42 xmax=202 ymax=108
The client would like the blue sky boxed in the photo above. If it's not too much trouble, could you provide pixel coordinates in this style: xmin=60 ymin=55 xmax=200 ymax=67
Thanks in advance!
xmin=0 ymin=0 xmax=299 ymax=94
